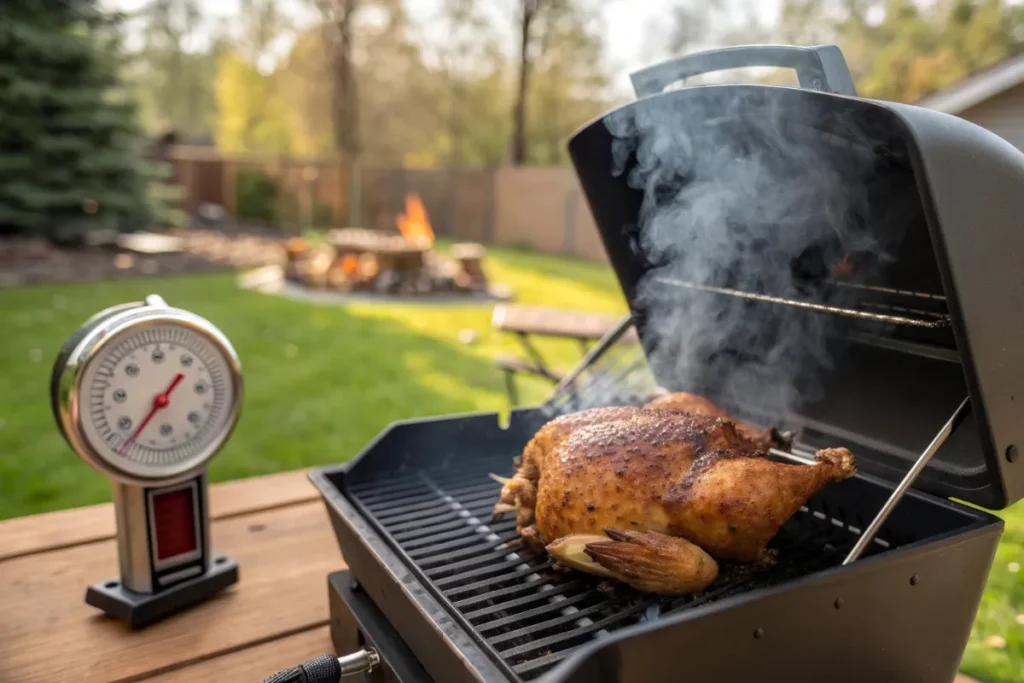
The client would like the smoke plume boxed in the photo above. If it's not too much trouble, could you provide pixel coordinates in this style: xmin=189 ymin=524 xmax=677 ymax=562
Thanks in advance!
xmin=601 ymin=86 xmax=913 ymax=425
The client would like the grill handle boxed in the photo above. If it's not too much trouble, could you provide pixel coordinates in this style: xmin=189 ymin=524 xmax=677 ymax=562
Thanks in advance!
xmin=260 ymin=649 xmax=380 ymax=683
xmin=629 ymin=44 xmax=857 ymax=97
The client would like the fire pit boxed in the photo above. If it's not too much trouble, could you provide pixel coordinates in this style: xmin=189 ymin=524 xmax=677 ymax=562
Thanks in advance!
xmin=256 ymin=194 xmax=510 ymax=304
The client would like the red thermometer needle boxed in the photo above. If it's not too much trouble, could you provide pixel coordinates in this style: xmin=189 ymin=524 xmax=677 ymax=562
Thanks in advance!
xmin=119 ymin=373 xmax=184 ymax=455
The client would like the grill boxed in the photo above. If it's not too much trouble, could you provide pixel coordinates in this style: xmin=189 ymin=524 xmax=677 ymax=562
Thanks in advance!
xmin=295 ymin=43 xmax=1024 ymax=683
xmin=311 ymin=403 xmax=995 ymax=683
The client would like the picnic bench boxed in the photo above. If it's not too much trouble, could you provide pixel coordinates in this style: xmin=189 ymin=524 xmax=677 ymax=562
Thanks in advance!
xmin=491 ymin=304 xmax=635 ymax=407
xmin=0 ymin=470 xmax=985 ymax=683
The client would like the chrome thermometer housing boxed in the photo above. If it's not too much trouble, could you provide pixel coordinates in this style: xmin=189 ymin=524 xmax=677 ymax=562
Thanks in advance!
xmin=51 ymin=294 xmax=242 ymax=628
xmin=52 ymin=294 xmax=243 ymax=486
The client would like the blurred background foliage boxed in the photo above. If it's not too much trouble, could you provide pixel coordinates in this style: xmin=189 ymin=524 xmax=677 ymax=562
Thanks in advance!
xmin=0 ymin=0 xmax=152 ymax=237
xmin=5 ymin=0 xmax=1024 ymax=236
xmin=126 ymin=0 xmax=615 ymax=167
xmin=121 ymin=0 xmax=1024 ymax=165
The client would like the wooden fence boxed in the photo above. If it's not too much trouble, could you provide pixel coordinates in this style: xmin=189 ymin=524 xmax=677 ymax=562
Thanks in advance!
xmin=165 ymin=146 xmax=609 ymax=262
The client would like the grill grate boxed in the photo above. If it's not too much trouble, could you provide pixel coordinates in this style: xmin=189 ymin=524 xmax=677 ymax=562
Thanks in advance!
xmin=346 ymin=451 xmax=904 ymax=681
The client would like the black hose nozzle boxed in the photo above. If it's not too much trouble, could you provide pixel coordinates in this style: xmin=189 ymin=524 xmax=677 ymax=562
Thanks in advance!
xmin=261 ymin=649 xmax=380 ymax=683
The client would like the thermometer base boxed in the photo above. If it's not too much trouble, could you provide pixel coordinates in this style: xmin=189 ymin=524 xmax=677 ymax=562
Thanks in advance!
xmin=85 ymin=554 xmax=239 ymax=629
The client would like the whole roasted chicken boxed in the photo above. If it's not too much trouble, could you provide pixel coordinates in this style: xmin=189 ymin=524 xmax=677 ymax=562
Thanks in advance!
xmin=493 ymin=393 xmax=857 ymax=596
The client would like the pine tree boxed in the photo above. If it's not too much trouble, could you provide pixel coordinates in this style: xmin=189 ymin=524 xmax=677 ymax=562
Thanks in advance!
xmin=0 ymin=0 xmax=152 ymax=239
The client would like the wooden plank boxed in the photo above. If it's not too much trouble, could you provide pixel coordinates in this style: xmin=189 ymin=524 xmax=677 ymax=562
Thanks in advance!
xmin=0 ymin=501 xmax=341 ymax=683
xmin=0 ymin=470 xmax=318 ymax=561
xmin=492 ymin=304 xmax=622 ymax=340
xmin=145 ymin=626 xmax=334 ymax=682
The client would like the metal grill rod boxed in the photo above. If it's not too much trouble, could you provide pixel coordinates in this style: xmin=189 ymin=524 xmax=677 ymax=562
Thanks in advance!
xmin=768 ymin=447 xmax=816 ymax=466
xmin=545 ymin=313 xmax=635 ymax=408
xmin=656 ymin=277 xmax=950 ymax=329
xmin=842 ymin=396 xmax=971 ymax=564
xmin=552 ymin=348 xmax=653 ymax=413
xmin=835 ymin=281 xmax=946 ymax=301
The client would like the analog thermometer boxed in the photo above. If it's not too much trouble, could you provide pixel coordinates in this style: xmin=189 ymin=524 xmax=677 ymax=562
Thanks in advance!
xmin=52 ymin=294 xmax=242 ymax=628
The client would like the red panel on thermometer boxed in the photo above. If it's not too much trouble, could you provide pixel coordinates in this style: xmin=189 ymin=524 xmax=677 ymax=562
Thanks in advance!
xmin=152 ymin=488 xmax=198 ymax=560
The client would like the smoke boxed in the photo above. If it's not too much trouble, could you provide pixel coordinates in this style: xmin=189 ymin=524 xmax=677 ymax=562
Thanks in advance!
xmin=601 ymin=86 xmax=913 ymax=425
xmin=544 ymin=338 xmax=664 ymax=417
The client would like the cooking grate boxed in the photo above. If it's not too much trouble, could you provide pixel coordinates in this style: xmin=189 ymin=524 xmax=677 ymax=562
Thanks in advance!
xmin=345 ymin=450 xmax=906 ymax=681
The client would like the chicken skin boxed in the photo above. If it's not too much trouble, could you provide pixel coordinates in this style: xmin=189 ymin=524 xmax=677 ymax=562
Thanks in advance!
xmin=645 ymin=391 xmax=787 ymax=451
xmin=494 ymin=395 xmax=857 ymax=595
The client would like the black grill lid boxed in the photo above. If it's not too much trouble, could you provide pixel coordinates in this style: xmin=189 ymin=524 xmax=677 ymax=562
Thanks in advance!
xmin=567 ymin=44 xmax=1024 ymax=509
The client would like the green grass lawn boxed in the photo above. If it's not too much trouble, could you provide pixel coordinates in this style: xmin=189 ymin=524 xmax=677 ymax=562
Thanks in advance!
xmin=963 ymin=509 xmax=1024 ymax=682
xmin=0 ymin=244 xmax=1020 ymax=681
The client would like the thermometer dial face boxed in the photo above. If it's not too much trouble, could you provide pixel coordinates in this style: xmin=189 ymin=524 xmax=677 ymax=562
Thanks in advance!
xmin=79 ymin=323 xmax=238 ymax=480
xmin=54 ymin=300 xmax=242 ymax=485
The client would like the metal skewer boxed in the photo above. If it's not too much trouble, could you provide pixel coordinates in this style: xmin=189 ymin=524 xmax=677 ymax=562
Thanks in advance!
xmin=842 ymin=396 xmax=971 ymax=565
xmin=544 ymin=313 xmax=635 ymax=410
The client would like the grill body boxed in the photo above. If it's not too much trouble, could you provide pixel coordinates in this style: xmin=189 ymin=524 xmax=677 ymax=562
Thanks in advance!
xmin=310 ymin=408 xmax=1002 ymax=683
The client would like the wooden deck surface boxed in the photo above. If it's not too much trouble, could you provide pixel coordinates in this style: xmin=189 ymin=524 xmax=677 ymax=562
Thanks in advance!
xmin=0 ymin=469 xmax=985 ymax=682
xmin=0 ymin=470 xmax=338 ymax=683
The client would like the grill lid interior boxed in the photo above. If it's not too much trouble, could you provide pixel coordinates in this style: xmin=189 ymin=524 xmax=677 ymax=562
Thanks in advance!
xmin=568 ymin=71 xmax=1024 ymax=509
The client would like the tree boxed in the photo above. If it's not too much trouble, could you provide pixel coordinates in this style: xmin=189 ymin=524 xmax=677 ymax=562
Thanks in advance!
xmin=433 ymin=0 xmax=507 ymax=165
xmin=274 ymin=28 xmax=335 ymax=157
xmin=311 ymin=0 xmax=361 ymax=223
xmin=310 ymin=0 xmax=361 ymax=159
xmin=212 ymin=0 xmax=294 ymax=153
xmin=236 ymin=0 xmax=292 ymax=65
xmin=214 ymin=49 xmax=291 ymax=153
xmin=663 ymin=0 xmax=769 ymax=57
xmin=0 ymin=0 xmax=151 ymax=237
xmin=660 ymin=0 xmax=1024 ymax=103
xmin=510 ymin=0 xmax=542 ymax=166
xmin=525 ymin=2 xmax=612 ymax=164
xmin=162 ymin=0 xmax=613 ymax=171
xmin=777 ymin=0 xmax=1024 ymax=102
xmin=509 ymin=0 xmax=612 ymax=165
xmin=124 ymin=0 xmax=224 ymax=142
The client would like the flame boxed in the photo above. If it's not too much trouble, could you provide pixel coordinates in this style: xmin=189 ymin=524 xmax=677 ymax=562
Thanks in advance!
xmin=286 ymin=237 xmax=309 ymax=255
xmin=341 ymin=254 xmax=360 ymax=275
xmin=396 ymin=194 xmax=434 ymax=245
xmin=829 ymin=253 xmax=855 ymax=280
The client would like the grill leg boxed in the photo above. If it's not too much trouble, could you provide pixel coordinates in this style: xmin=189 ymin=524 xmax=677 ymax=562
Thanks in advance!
xmin=503 ymin=369 xmax=519 ymax=410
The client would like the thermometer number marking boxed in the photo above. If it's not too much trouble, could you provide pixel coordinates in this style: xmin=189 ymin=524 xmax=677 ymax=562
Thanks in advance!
xmin=81 ymin=324 xmax=233 ymax=471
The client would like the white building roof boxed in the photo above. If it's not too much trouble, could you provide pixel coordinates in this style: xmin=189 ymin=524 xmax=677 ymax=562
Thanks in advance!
xmin=917 ymin=53 xmax=1024 ymax=114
